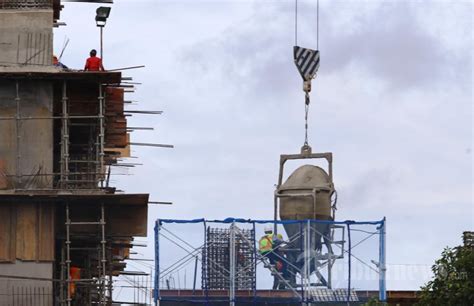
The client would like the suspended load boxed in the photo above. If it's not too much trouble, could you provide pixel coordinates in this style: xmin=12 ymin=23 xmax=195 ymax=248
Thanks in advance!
xmin=272 ymin=150 xmax=337 ymax=289
xmin=279 ymin=164 xmax=333 ymax=221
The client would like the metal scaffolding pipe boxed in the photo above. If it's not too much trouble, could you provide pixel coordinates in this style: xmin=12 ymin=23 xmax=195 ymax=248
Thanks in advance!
xmin=129 ymin=142 xmax=174 ymax=148
xmin=98 ymin=85 xmax=105 ymax=187
xmin=100 ymin=203 xmax=107 ymax=305
xmin=379 ymin=218 xmax=387 ymax=302
xmin=60 ymin=246 xmax=65 ymax=304
xmin=229 ymin=222 xmax=236 ymax=306
xmin=15 ymin=81 xmax=21 ymax=185
xmin=66 ymin=203 xmax=72 ymax=306
xmin=60 ymin=80 xmax=69 ymax=188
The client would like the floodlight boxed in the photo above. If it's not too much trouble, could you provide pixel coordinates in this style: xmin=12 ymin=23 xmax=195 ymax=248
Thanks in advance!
xmin=95 ymin=6 xmax=111 ymax=27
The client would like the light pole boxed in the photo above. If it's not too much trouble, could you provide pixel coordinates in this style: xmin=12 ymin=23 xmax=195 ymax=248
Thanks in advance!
xmin=95 ymin=6 xmax=111 ymax=61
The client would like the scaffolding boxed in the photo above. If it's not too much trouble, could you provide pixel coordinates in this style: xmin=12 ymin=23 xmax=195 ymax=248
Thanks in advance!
xmin=154 ymin=218 xmax=387 ymax=305
xmin=0 ymin=75 xmax=125 ymax=190
xmin=58 ymin=202 xmax=109 ymax=305
xmin=0 ymin=71 xmax=155 ymax=305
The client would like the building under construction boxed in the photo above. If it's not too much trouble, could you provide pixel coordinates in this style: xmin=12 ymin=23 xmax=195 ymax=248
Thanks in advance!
xmin=0 ymin=1 xmax=442 ymax=306
xmin=0 ymin=0 xmax=153 ymax=304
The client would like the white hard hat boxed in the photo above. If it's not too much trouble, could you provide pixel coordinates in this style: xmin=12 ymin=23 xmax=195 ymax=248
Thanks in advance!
xmin=264 ymin=226 xmax=273 ymax=233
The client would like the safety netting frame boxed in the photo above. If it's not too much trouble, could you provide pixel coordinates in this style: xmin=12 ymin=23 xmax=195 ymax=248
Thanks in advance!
xmin=154 ymin=217 xmax=386 ymax=305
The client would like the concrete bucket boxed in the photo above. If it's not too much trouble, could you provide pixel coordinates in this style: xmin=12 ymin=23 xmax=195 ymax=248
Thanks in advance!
xmin=274 ymin=151 xmax=335 ymax=286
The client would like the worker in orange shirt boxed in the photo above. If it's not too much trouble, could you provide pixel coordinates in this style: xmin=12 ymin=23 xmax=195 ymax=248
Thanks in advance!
xmin=84 ymin=49 xmax=104 ymax=71
xmin=69 ymin=266 xmax=81 ymax=298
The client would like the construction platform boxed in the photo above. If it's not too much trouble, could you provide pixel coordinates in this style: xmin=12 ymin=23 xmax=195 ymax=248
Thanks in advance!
xmin=157 ymin=290 xmax=420 ymax=305
xmin=154 ymin=218 xmax=387 ymax=305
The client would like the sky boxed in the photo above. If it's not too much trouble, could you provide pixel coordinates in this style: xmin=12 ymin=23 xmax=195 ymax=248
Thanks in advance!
xmin=54 ymin=0 xmax=472 ymax=295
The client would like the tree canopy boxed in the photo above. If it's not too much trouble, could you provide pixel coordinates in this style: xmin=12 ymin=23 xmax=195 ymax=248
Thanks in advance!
xmin=417 ymin=234 xmax=474 ymax=305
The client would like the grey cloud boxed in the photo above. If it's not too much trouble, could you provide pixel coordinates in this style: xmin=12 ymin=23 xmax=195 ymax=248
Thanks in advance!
xmin=179 ymin=3 xmax=298 ymax=101
xmin=321 ymin=2 xmax=468 ymax=91
xmin=180 ymin=1 xmax=471 ymax=97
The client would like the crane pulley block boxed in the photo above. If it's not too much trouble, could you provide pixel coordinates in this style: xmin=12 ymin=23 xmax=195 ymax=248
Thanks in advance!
xmin=292 ymin=46 xmax=320 ymax=147
xmin=293 ymin=46 xmax=320 ymax=85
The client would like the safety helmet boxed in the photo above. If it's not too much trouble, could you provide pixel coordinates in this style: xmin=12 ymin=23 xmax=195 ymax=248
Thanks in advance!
xmin=264 ymin=226 xmax=273 ymax=234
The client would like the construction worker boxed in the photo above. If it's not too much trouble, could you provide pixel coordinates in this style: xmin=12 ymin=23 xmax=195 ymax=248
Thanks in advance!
xmin=69 ymin=266 xmax=81 ymax=298
xmin=84 ymin=49 xmax=104 ymax=71
xmin=259 ymin=226 xmax=289 ymax=288
xmin=53 ymin=55 xmax=68 ymax=70
xmin=259 ymin=226 xmax=283 ymax=255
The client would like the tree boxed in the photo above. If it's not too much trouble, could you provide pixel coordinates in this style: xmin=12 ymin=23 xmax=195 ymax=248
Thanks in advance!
xmin=363 ymin=297 xmax=385 ymax=306
xmin=417 ymin=240 xmax=474 ymax=305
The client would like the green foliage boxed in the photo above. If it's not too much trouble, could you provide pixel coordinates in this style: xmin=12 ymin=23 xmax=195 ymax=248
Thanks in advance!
xmin=363 ymin=297 xmax=386 ymax=306
xmin=417 ymin=244 xmax=474 ymax=306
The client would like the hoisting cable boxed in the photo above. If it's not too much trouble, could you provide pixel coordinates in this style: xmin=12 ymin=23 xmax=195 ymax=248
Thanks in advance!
xmin=293 ymin=0 xmax=320 ymax=152
xmin=304 ymin=98 xmax=309 ymax=147
xmin=294 ymin=0 xmax=298 ymax=46
xmin=317 ymin=0 xmax=320 ymax=50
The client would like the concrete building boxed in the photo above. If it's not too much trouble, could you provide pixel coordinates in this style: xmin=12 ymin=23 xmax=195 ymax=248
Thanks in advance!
xmin=0 ymin=1 xmax=149 ymax=304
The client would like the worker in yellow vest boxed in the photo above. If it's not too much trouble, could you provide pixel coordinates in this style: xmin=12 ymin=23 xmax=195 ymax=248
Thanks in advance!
xmin=259 ymin=226 xmax=283 ymax=255
xmin=259 ymin=226 xmax=289 ymax=288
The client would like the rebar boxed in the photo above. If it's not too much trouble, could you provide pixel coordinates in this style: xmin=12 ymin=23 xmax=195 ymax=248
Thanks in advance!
xmin=202 ymin=226 xmax=255 ymax=291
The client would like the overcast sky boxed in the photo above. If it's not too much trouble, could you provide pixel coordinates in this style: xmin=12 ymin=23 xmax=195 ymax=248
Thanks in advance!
xmin=55 ymin=0 xmax=472 ymax=293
